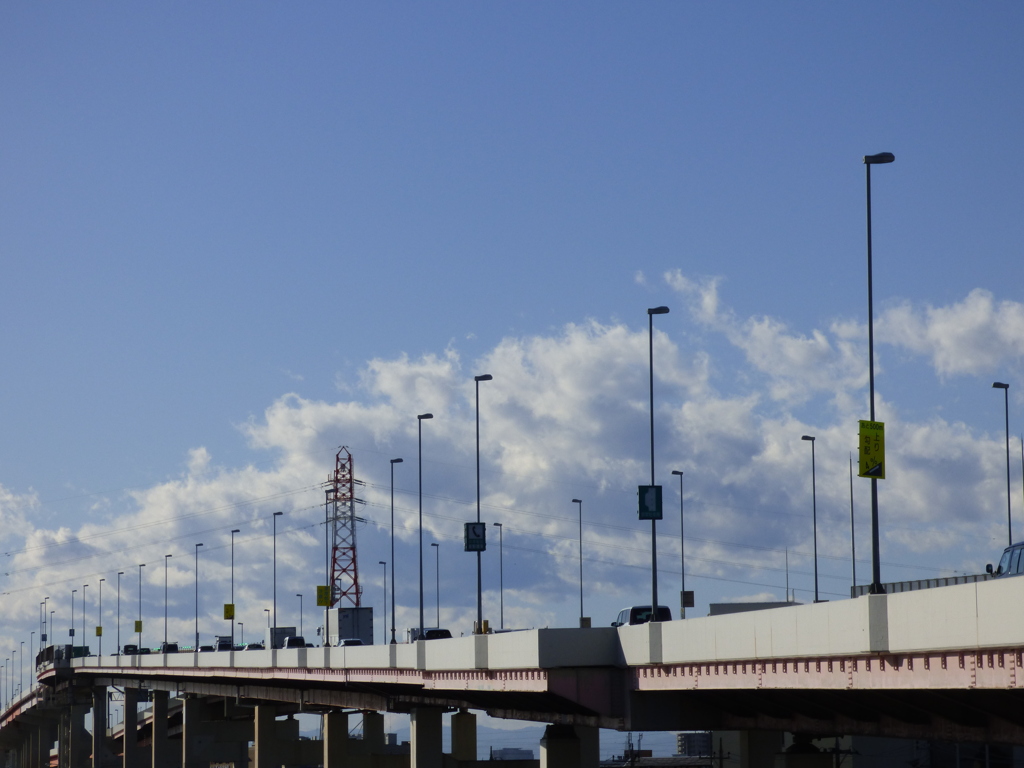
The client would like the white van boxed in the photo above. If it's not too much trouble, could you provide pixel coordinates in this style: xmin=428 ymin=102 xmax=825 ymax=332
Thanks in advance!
xmin=611 ymin=605 xmax=672 ymax=627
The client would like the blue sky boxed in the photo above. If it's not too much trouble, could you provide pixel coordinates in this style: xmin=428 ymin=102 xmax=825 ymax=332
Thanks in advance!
xmin=2 ymin=2 xmax=1024 ymax=751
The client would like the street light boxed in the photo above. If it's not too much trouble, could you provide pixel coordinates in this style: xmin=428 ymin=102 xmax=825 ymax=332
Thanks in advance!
xmin=417 ymin=413 xmax=433 ymax=640
xmin=82 ymin=584 xmax=88 ymax=653
xmin=389 ymin=458 xmax=403 ymax=644
xmin=296 ymin=594 xmax=304 ymax=638
xmin=378 ymin=562 xmax=386 ymax=644
xmin=138 ymin=563 xmax=146 ymax=648
xmin=431 ymin=543 xmax=440 ymax=627
xmin=115 ymin=574 xmax=123 ymax=653
xmin=231 ymin=529 xmax=240 ymax=648
xmin=573 ymin=499 xmax=583 ymax=626
xmin=671 ymin=470 xmax=686 ymax=618
xmin=272 ymin=511 xmax=283 ymax=634
xmin=994 ymin=382 xmax=1012 ymax=545
xmin=802 ymin=435 xmax=819 ymax=603
xmin=864 ymin=150 xmax=895 ymax=594
xmin=494 ymin=522 xmax=504 ymax=630
xmin=98 ymin=578 xmax=104 ymax=658
xmin=164 ymin=554 xmax=173 ymax=646
xmin=474 ymin=373 xmax=493 ymax=634
xmin=648 ymin=305 xmax=670 ymax=617
xmin=194 ymin=543 xmax=203 ymax=649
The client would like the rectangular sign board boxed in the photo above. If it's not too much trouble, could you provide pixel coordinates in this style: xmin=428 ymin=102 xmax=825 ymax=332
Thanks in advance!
xmin=316 ymin=586 xmax=331 ymax=607
xmin=638 ymin=485 xmax=663 ymax=520
xmin=223 ymin=603 xmax=235 ymax=620
xmin=464 ymin=522 xmax=486 ymax=552
xmin=858 ymin=420 xmax=886 ymax=479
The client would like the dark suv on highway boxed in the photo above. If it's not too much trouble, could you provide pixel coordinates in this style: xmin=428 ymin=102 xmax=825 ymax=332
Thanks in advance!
xmin=987 ymin=542 xmax=1024 ymax=577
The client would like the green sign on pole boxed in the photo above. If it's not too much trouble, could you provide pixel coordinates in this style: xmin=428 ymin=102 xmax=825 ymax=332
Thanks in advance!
xmin=638 ymin=485 xmax=663 ymax=520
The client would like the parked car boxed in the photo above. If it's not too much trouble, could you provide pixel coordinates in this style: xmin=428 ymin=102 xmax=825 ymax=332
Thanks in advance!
xmin=122 ymin=644 xmax=139 ymax=655
xmin=611 ymin=605 xmax=672 ymax=627
xmin=987 ymin=542 xmax=1024 ymax=577
xmin=159 ymin=642 xmax=179 ymax=654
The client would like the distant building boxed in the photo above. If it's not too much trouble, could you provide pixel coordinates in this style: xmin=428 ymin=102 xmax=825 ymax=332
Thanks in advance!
xmin=677 ymin=731 xmax=712 ymax=757
xmin=491 ymin=746 xmax=535 ymax=759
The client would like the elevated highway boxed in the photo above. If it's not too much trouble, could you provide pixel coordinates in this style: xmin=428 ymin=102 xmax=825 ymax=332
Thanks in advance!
xmin=4 ymin=574 xmax=1024 ymax=765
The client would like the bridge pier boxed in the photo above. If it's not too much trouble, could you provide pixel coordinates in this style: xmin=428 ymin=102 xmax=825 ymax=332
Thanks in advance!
xmin=58 ymin=702 xmax=89 ymax=768
xmin=182 ymin=696 xmax=250 ymax=768
xmin=410 ymin=706 xmax=443 ymax=768
xmin=149 ymin=690 xmax=169 ymax=768
xmin=450 ymin=709 xmax=476 ymax=762
xmin=539 ymin=723 xmax=598 ymax=768
xmin=122 ymin=688 xmax=140 ymax=768
xmin=92 ymin=687 xmax=118 ymax=768
xmin=322 ymin=711 xmax=351 ymax=766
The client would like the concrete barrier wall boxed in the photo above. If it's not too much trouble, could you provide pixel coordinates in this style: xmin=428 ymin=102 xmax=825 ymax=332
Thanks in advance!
xmin=623 ymin=596 xmax=888 ymax=665
xmin=887 ymin=574 xmax=1024 ymax=653
xmin=68 ymin=576 xmax=1024 ymax=678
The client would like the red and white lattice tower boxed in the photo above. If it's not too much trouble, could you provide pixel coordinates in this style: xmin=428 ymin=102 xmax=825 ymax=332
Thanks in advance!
xmin=326 ymin=446 xmax=361 ymax=607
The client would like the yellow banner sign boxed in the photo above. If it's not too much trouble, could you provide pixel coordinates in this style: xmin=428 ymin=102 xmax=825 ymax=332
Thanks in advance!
xmin=224 ymin=603 xmax=235 ymax=620
xmin=316 ymin=585 xmax=331 ymax=607
xmin=859 ymin=420 xmax=885 ymax=479
xmin=95 ymin=626 xmax=102 ymax=637
xmin=134 ymin=620 xmax=143 ymax=633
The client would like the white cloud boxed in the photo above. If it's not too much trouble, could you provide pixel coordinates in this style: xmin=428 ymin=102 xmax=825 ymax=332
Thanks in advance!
xmin=4 ymin=277 xmax=1024 ymax=653
xmin=880 ymin=289 xmax=1024 ymax=376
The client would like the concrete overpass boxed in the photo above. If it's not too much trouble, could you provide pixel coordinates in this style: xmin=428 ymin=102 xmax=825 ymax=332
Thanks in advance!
xmin=4 ymin=574 xmax=1024 ymax=766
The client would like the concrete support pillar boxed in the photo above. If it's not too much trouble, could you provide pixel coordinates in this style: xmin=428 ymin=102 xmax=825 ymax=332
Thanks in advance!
xmin=92 ymin=687 xmax=117 ymax=768
xmin=409 ymin=706 xmax=443 ymax=768
xmin=361 ymin=711 xmax=385 ymax=756
xmin=150 ymin=690 xmax=168 ymax=768
xmin=540 ymin=723 xmax=585 ymax=768
xmin=323 ymin=711 xmax=350 ymax=767
xmin=450 ymin=709 xmax=477 ymax=762
xmin=575 ymin=725 xmax=599 ymax=768
xmin=252 ymin=704 xmax=278 ymax=768
xmin=122 ymin=688 xmax=139 ymax=768
xmin=59 ymin=704 xmax=90 ymax=768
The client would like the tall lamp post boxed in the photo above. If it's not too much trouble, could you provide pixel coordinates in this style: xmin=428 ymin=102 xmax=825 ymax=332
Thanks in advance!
xmin=194 ymin=543 xmax=203 ymax=649
xmin=864 ymin=151 xmax=895 ymax=594
xmin=138 ymin=563 xmax=145 ymax=649
xmin=802 ymin=435 xmax=819 ymax=602
xmin=671 ymin=470 xmax=686 ymax=618
xmin=573 ymin=499 xmax=583 ymax=626
xmin=417 ymin=413 xmax=433 ymax=640
xmin=98 ymin=578 xmax=104 ymax=658
xmin=389 ymin=458 xmax=403 ymax=644
xmin=230 ymin=529 xmax=240 ymax=648
xmin=494 ymin=522 xmax=504 ymax=630
xmin=474 ymin=373 xmax=493 ymax=633
xmin=81 ymin=584 xmax=88 ymax=654
xmin=431 ymin=543 xmax=440 ymax=627
xmin=378 ymin=561 xmax=387 ymax=644
xmin=993 ymin=382 xmax=1012 ymax=545
xmin=115 ymin=574 xmax=122 ymax=653
xmin=648 ymin=305 xmax=670 ymax=616
xmin=164 ymin=554 xmax=172 ymax=646
xmin=272 ymin=512 xmax=283 ymax=636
